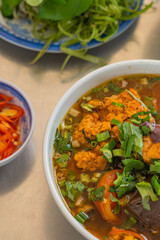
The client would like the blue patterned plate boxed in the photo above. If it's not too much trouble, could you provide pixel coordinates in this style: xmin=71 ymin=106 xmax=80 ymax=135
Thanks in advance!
xmin=0 ymin=1 xmax=143 ymax=52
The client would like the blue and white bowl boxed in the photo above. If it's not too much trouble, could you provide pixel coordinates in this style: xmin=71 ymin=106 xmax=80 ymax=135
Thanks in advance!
xmin=0 ymin=79 xmax=35 ymax=167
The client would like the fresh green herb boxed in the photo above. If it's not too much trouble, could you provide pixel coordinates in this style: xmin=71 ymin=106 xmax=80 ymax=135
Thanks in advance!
xmin=68 ymin=170 xmax=76 ymax=181
xmin=80 ymin=102 xmax=97 ymax=112
xmin=120 ymin=216 xmax=137 ymax=229
xmin=1 ymin=0 xmax=22 ymax=17
xmin=114 ymin=171 xmax=136 ymax=198
xmin=116 ymin=180 xmax=136 ymax=198
xmin=65 ymin=181 xmax=86 ymax=202
xmin=102 ymin=149 xmax=112 ymax=163
xmin=151 ymin=175 xmax=160 ymax=196
xmin=113 ymin=149 xmax=124 ymax=157
xmin=92 ymin=85 xmax=106 ymax=93
xmin=110 ymin=193 xmax=120 ymax=204
xmin=108 ymin=138 xmax=116 ymax=151
xmin=136 ymin=181 xmax=158 ymax=210
xmin=122 ymin=158 xmax=145 ymax=172
xmin=111 ymin=102 xmax=125 ymax=109
xmin=150 ymin=76 xmax=160 ymax=83
xmin=54 ymin=128 xmax=72 ymax=153
xmin=96 ymin=131 xmax=110 ymax=142
xmin=56 ymin=153 xmax=69 ymax=168
xmin=150 ymin=161 xmax=160 ymax=174
xmin=75 ymin=211 xmax=89 ymax=224
xmin=119 ymin=122 xmax=143 ymax=157
xmin=111 ymin=118 xmax=122 ymax=129
xmin=110 ymin=193 xmax=121 ymax=214
xmin=108 ymin=82 xmax=122 ymax=93
xmin=125 ymin=135 xmax=135 ymax=158
xmin=90 ymin=186 xmax=105 ymax=201
xmin=141 ymin=125 xmax=151 ymax=136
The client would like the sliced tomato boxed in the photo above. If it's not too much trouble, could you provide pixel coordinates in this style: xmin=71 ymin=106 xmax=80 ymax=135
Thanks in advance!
xmin=94 ymin=169 xmax=122 ymax=223
xmin=0 ymin=103 xmax=24 ymax=122
xmin=0 ymin=93 xmax=12 ymax=105
xmin=108 ymin=227 xmax=145 ymax=240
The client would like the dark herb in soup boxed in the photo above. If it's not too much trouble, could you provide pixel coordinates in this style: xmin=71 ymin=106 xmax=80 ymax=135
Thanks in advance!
xmin=53 ymin=74 xmax=160 ymax=240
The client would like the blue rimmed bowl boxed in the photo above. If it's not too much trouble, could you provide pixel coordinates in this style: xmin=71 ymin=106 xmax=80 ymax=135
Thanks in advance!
xmin=0 ymin=79 xmax=35 ymax=167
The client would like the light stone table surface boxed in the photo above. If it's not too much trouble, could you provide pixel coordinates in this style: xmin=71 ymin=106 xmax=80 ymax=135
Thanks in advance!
xmin=0 ymin=1 xmax=160 ymax=240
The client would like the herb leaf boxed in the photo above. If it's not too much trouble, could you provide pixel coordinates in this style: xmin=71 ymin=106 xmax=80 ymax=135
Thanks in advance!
xmin=136 ymin=181 xmax=158 ymax=210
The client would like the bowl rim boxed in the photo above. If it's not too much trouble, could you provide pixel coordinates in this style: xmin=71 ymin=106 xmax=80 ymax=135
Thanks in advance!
xmin=0 ymin=78 xmax=35 ymax=167
xmin=43 ymin=59 xmax=160 ymax=240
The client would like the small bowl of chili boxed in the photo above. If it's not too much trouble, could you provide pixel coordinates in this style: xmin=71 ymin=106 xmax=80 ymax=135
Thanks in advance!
xmin=0 ymin=78 xmax=35 ymax=167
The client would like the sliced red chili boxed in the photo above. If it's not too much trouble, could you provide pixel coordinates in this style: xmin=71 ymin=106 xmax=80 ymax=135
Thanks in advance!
xmin=0 ymin=103 xmax=24 ymax=122
xmin=0 ymin=93 xmax=12 ymax=105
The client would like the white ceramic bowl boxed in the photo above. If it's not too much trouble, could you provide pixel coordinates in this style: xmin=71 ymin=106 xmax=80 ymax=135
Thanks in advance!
xmin=43 ymin=59 xmax=160 ymax=240
xmin=0 ymin=79 xmax=35 ymax=167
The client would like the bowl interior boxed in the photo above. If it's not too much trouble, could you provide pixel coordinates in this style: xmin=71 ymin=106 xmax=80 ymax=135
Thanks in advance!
xmin=0 ymin=79 xmax=34 ymax=167
xmin=43 ymin=60 xmax=160 ymax=240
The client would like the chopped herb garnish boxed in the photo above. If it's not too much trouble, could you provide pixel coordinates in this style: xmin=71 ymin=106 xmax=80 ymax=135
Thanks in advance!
xmin=136 ymin=181 xmax=158 ymax=210
xmin=96 ymin=131 xmax=110 ymax=142
xmin=111 ymin=102 xmax=125 ymax=109
xmin=65 ymin=181 xmax=86 ymax=202
xmin=122 ymin=158 xmax=145 ymax=172
xmin=54 ymin=128 xmax=72 ymax=154
xmin=56 ymin=153 xmax=69 ymax=168
xmin=80 ymin=102 xmax=97 ymax=112
xmin=150 ymin=161 xmax=160 ymax=174
xmin=108 ymin=82 xmax=122 ymax=93
xmin=75 ymin=211 xmax=89 ymax=224
xmin=151 ymin=175 xmax=160 ymax=196
xmin=92 ymin=186 xmax=105 ymax=201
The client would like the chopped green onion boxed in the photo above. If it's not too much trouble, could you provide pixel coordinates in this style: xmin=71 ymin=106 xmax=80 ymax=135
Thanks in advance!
xmin=90 ymin=141 xmax=97 ymax=148
xmin=75 ymin=211 xmax=89 ymax=224
xmin=111 ymin=102 xmax=125 ymax=109
xmin=80 ymin=102 xmax=97 ymax=112
xmin=96 ymin=131 xmax=110 ymax=142
xmin=113 ymin=149 xmax=124 ymax=157
xmin=103 ymin=87 xmax=109 ymax=93
xmin=125 ymin=135 xmax=135 ymax=158
xmin=151 ymin=175 xmax=160 ymax=196
xmin=80 ymin=173 xmax=90 ymax=183
xmin=108 ymin=138 xmax=116 ymax=151
xmin=102 ymin=149 xmax=112 ymax=163
xmin=136 ymin=181 xmax=158 ymax=210
xmin=111 ymin=119 xmax=121 ymax=125
xmin=130 ymin=118 xmax=141 ymax=125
